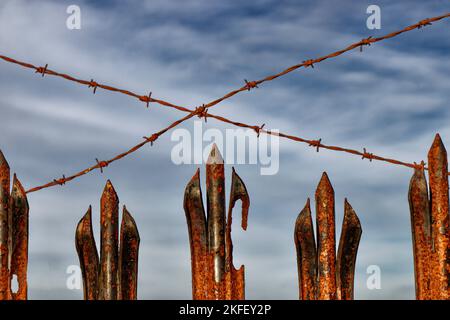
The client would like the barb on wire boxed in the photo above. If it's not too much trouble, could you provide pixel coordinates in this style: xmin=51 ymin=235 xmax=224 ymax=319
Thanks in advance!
xmin=89 ymin=79 xmax=98 ymax=94
xmin=302 ymin=60 xmax=315 ymax=68
xmin=309 ymin=139 xmax=322 ymax=152
xmin=244 ymin=79 xmax=258 ymax=91
xmin=1 ymin=13 xmax=449 ymax=119
xmin=35 ymin=64 xmax=48 ymax=77
xmin=359 ymin=36 xmax=373 ymax=52
xmin=362 ymin=148 xmax=374 ymax=162
xmin=95 ymin=158 xmax=108 ymax=173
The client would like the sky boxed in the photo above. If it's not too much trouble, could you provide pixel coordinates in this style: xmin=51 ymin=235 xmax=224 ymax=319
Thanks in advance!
xmin=0 ymin=0 xmax=449 ymax=299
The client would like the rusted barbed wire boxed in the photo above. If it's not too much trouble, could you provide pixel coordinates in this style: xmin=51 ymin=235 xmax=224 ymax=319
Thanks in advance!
xmin=1 ymin=14 xmax=448 ymax=116
xmin=0 ymin=13 xmax=447 ymax=193
xmin=25 ymin=103 xmax=444 ymax=193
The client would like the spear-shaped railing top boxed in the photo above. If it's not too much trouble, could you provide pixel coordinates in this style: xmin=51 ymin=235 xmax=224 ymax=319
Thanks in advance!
xmin=184 ymin=144 xmax=249 ymax=300
xmin=76 ymin=180 xmax=140 ymax=300
xmin=295 ymin=173 xmax=362 ymax=300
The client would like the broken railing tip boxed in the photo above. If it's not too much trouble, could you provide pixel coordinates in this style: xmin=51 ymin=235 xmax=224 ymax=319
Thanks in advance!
xmin=229 ymin=168 xmax=250 ymax=231
xmin=76 ymin=182 xmax=140 ymax=300
xmin=295 ymin=175 xmax=362 ymax=300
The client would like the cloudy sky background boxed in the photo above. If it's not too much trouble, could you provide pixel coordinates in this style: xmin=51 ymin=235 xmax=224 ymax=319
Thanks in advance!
xmin=0 ymin=0 xmax=449 ymax=299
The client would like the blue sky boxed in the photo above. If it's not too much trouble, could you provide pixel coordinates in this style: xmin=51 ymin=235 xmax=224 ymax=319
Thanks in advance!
xmin=0 ymin=0 xmax=449 ymax=299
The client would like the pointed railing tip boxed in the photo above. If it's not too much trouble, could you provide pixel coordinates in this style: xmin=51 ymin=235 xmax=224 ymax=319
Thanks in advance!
xmin=191 ymin=168 xmax=201 ymax=182
xmin=316 ymin=172 xmax=334 ymax=193
xmin=76 ymin=206 xmax=93 ymax=240
xmin=184 ymin=169 xmax=202 ymax=198
xmin=122 ymin=206 xmax=139 ymax=239
xmin=11 ymin=174 xmax=27 ymax=198
xmin=206 ymin=143 xmax=224 ymax=165
xmin=343 ymin=199 xmax=362 ymax=230
xmin=428 ymin=133 xmax=447 ymax=155
xmin=295 ymin=198 xmax=312 ymax=232
xmin=0 ymin=150 xmax=9 ymax=169
xmin=409 ymin=168 xmax=427 ymax=192
xmin=102 ymin=179 xmax=118 ymax=199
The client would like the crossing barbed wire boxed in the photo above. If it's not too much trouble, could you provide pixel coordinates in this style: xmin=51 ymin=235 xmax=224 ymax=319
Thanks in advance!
xmin=25 ymin=105 xmax=431 ymax=194
xmin=0 ymin=13 xmax=448 ymax=193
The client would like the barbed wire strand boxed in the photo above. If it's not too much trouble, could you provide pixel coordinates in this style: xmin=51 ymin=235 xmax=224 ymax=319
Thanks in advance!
xmin=1 ymin=14 xmax=448 ymax=116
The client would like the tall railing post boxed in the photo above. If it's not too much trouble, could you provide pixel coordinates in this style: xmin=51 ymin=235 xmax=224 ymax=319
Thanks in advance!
xmin=294 ymin=172 xmax=362 ymax=300
xmin=184 ymin=144 xmax=249 ymax=300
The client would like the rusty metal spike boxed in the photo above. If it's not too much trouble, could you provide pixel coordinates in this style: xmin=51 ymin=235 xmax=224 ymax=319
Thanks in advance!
xmin=427 ymin=134 xmax=450 ymax=299
xmin=224 ymin=167 xmax=250 ymax=300
xmin=294 ymin=198 xmax=317 ymax=300
xmin=408 ymin=169 xmax=432 ymax=299
xmin=119 ymin=206 xmax=140 ymax=300
xmin=315 ymin=172 xmax=337 ymax=300
xmin=9 ymin=175 xmax=28 ymax=300
xmin=98 ymin=180 xmax=119 ymax=300
xmin=75 ymin=206 xmax=99 ymax=300
xmin=336 ymin=199 xmax=362 ymax=300
xmin=206 ymin=144 xmax=226 ymax=287
xmin=0 ymin=151 xmax=10 ymax=300
xmin=183 ymin=169 xmax=209 ymax=300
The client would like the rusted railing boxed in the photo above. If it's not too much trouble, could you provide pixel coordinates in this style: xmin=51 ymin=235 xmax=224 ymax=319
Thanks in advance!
xmin=0 ymin=151 xmax=29 ymax=300
xmin=408 ymin=134 xmax=450 ymax=300
xmin=183 ymin=145 xmax=250 ymax=300
xmin=294 ymin=172 xmax=362 ymax=300
xmin=75 ymin=180 xmax=140 ymax=300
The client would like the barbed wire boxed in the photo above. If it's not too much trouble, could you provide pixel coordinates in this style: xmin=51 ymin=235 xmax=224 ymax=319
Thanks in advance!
xmin=1 ymin=14 xmax=448 ymax=117
xmin=0 ymin=13 xmax=447 ymax=193
xmin=26 ymin=98 xmax=437 ymax=193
